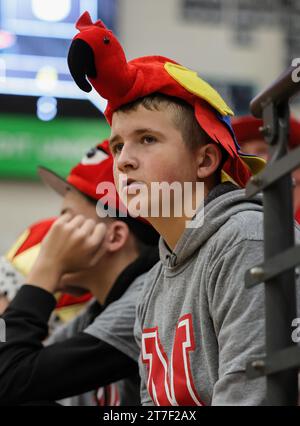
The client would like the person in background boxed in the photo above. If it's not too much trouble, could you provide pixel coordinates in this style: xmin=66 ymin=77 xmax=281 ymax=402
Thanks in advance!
xmin=0 ymin=139 xmax=159 ymax=406
xmin=232 ymin=115 xmax=300 ymax=221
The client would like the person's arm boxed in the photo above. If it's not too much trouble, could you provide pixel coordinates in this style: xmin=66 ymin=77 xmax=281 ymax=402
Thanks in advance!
xmin=208 ymin=239 xmax=266 ymax=406
xmin=0 ymin=285 xmax=138 ymax=406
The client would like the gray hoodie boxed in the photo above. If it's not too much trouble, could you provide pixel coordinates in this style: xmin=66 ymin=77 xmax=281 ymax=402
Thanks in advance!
xmin=134 ymin=184 xmax=292 ymax=406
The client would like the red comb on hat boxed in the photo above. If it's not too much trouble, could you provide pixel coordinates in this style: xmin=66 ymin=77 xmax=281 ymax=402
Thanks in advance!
xmin=68 ymin=11 xmax=265 ymax=188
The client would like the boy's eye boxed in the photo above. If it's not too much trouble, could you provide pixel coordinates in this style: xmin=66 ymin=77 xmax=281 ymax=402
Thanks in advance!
xmin=112 ymin=143 xmax=123 ymax=155
xmin=142 ymin=135 xmax=157 ymax=144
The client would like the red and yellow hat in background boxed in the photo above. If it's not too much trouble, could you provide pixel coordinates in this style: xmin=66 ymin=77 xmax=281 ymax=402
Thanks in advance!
xmin=68 ymin=12 xmax=265 ymax=188
xmin=232 ymin=115 xmax=300 ymax=149
xmin=5 ymin=217 xmax=56 ymax=277
xmin=38 ymin=140 xmax=127 ymax=217
xmin=231 ymin=115 xmax=300 ymax=223
xmin=2 ymin=218 xmax=92 ymax=323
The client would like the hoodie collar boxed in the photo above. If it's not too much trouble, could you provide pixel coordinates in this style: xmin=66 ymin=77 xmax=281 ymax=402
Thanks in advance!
xmin=159 ymin=182 xmax=263 ymax=268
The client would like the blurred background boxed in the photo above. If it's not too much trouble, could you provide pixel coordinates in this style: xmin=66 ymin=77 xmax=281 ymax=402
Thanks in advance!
xmin=0 ymin=0 xmax=300 ymax=252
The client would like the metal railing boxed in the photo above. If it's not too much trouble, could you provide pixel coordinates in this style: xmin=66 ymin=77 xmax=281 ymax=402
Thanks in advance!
xmin=245 ymin=64 xmax=300 ymax=405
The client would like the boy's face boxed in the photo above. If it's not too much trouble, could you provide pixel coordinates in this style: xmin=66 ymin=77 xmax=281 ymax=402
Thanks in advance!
xmin=60 ymin=189 xmax=99 ymax=222
xmin=110 ymin=105 xmax=199 ymax=218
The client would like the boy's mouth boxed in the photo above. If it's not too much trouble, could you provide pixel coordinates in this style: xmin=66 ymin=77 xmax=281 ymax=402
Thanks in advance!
xmin=122 ymin=178 xmax=146 ymax=193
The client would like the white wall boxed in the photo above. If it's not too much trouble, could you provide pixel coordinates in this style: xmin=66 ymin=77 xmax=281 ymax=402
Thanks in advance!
xmin=0 ymin=181 xmax=60 ymax=254
xmin=118 ymin=0 xmax=286 ymax=92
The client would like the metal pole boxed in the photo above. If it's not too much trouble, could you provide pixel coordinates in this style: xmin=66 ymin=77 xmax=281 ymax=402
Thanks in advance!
xmin=262 ymin=103 xmax=298 ymax=405
xmin=246 ymin=64 xmax=300 ymax=405
xmin=250 ymin=66 xmax=300 ymax=118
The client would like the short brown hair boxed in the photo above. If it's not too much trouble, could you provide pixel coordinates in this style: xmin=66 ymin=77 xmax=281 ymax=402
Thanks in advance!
xmin=117 ymin=93 xmax=211 ymax=151
xmin=117 ymin=93 xmax=227 ymax=182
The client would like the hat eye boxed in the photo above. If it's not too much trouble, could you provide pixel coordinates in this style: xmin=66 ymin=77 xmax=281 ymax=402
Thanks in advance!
xmin=86 ymin=148 xmax=97 ymax=158
xmin=81 ymin=148 xmax=109 ymax=166
xmin=103 ymin=36 xmax=110 ymax=45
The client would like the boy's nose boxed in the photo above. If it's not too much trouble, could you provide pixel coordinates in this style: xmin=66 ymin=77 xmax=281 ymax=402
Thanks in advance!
xmin=116 ymin=146 xmax=138 ymax=172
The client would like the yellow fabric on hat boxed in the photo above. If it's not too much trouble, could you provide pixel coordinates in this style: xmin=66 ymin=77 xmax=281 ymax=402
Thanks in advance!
xmin=9 ymin=244 xmax=40 ymax=277
xmin=55 ymin=303 xmax=89 ymax=323
xmin=5 ymin=229 xmax=30 ymax=263
xmin=164 ymin=62 xmax=234 ymax=117
xmin=221 ymin=156 xmax=266 ymax=187
xmin=221 ymin=170 xmax=240 ymax=186
xmin=240 ymin=154 xmax=266 ymax=176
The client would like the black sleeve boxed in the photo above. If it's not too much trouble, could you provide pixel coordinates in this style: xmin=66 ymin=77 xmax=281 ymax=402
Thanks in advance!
xmin=0 ymin=285 xmax=138 ymax=406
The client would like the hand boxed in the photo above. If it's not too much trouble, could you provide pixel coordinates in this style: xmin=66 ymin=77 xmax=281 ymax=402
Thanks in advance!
xmin=27 ymin=213 xmax=107 ymax=293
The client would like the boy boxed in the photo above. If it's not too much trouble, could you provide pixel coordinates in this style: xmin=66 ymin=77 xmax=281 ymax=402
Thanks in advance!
xmin=67 ymin=12 xmax=299 ymax=405
xmin=0 ymin=140 xmax=159 ymax=406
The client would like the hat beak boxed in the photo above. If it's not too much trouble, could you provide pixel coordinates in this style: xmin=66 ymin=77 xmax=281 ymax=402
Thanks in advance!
xmin=38 ymin=166 xmax=75 ymax=197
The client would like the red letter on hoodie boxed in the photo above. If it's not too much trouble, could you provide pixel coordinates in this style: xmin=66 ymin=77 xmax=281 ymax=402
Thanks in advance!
xmin=142 ymin=313 xmax=204 ymax=406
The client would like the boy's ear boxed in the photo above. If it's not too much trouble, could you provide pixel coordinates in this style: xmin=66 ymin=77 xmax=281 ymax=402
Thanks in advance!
xmin=105 ymin=220 xmax=130 ymax=253
xmin=196 ymin=143 xmax=223 ymax=179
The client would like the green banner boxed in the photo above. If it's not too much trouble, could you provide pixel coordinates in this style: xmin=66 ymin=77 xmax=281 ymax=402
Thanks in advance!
xmin=0 ymin=114 xmax=111 ymax=179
